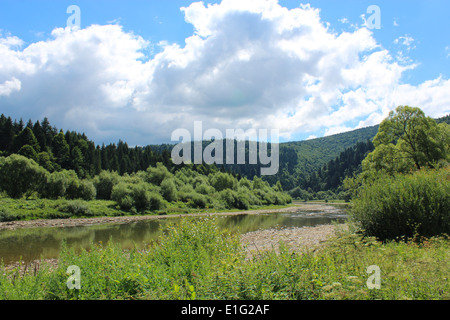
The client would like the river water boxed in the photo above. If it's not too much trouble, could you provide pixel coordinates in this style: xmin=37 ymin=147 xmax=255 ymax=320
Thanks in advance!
xmin=0 ymin=205 xmax=347 ymax=265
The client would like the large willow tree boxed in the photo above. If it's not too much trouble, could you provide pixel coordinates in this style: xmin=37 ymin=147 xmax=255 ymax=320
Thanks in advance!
xmin=362 ymin=106 xmax=449 ymax=175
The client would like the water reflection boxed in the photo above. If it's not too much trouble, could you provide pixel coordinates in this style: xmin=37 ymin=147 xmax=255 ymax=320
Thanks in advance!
xmin=0 ymin=206 xmax=347 ymax=264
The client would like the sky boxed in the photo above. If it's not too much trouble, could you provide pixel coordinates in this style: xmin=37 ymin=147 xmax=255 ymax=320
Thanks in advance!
xmin=0 ymin=0 xmax=449 ymax=146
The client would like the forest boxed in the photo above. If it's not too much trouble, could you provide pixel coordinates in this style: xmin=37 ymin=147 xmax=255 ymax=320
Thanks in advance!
xmin=0 ymin=114 xmax=450 ymax=207
xmin=0 ymin=114 xmax=292 ymax=221
xmin=0 ymin=113 xmax=379 ymax=194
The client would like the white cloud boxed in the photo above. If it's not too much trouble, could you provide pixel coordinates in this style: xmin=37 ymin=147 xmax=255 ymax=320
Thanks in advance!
xmin=0 ymin=77 xmax=21 ymax=96
xmin=0 ymin=0 xmax=448 ymax=146
xmin=324 ymin=126 xmax=353 ymax=137
xmin=394 ymin=35 xmax=416 ymax=51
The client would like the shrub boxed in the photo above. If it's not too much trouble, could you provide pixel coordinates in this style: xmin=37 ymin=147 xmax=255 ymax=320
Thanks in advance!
xmin=234 ymin=192 xmax=250 ymax=210
xmin=94 ymin=171 xmax=120 ymax=200
xmin=350 ymin=167 xmax=450 ymax=241
xmin=238 ymin=177 xmax=252 ymax=189
xmin=0 ymin=154 xmax=48 ymax=199
xmin=64 ymin=171 xmax=81 ymax=200
xmin=160 ymin=178 xmax=177 ymax=202
xmin=111 ymin=183 xmax=134 ymax=211
xmin=120 ymin=195 xmax=134 ymax=211
xmin=146 ymin=162 xmax=172 ymax=185
xmin=131 ymin=183 xmax=151 ymax=211
xmin=148 ymin=191 xmax=165 ymax=211
xmin=195 ymin=183 xmax=215 ymax=195
xmin=188 ymin=193 xmax=209 ymax=209
xmin=0 ymin=209 xmax=20 ymax=222
xmin=209 ymin=172 xmax=237 ymax=192
xmin=43 ymin=171 xmax=69 ymax=199
xmin=219 ymin=189 xmax=237 ymax=209
xmin=77 ymin=180 xmax=97 ymax=201
xmin=289 ymin=187 xmax=311 ymax=201
xmin=273 ymin=192 xmax=292 ymax=205
xmin=60 ymin=200 xmax=93 ymax=217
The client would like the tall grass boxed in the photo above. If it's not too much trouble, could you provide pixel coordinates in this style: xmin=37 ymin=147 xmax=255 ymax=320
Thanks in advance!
xmin=1 ymin=218 xmax=448 ymax=300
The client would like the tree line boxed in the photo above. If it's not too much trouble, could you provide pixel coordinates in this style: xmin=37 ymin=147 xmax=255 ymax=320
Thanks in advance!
xmin=0 ymin=114 xmax=179 ymax=178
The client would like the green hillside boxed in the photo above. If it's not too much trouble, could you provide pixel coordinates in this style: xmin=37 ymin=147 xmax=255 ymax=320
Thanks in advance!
xmin=262 ymin=125 xmax=379 ymax=189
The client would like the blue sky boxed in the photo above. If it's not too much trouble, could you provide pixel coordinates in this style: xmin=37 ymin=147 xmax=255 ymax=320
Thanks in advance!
xmin=0 ymin=0 xmax=449 ymax=145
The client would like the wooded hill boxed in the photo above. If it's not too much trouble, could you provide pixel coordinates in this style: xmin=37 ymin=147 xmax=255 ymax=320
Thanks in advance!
xmin=1 ymin=113 xmax=447 ymax=194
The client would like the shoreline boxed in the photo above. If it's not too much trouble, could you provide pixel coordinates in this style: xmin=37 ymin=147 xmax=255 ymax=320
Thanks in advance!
xmin=0 ymin=203 xmax=345 ymax=231
xmin=3 ymin=223 xmax=347 ymax=272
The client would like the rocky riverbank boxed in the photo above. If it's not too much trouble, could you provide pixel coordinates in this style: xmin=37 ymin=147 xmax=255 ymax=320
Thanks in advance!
xmin=0 ymin=203 xmax=346 ymax=231
xmin=241 ymin=223 xmax=348 ymax=259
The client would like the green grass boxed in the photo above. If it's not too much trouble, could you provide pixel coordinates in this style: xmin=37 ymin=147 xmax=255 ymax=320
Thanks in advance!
xmin=0 ymin=218 xmax=448 ymax=300
xmin=0 ymin=195 xmax=296 ymax=222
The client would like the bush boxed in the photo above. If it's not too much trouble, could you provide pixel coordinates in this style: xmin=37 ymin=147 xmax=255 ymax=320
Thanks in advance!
xmin=131 ymin=183 xmax=151 ymax=211
xmin=195 ymin=184 xmax=215 ymax=195
xmin=148 ymin=192 xmax=165 ymax=211
xmin=146 ymin=162 xmax=172 ymax=185
xmin=60 ymin=200 xmax=93 ymax=217
xmin=111 ymin=183 xmax=134 ymax=211
xmin=273 ymin=192 xmax=292 ymax=205
xmin=209 ymin=172 xmax=237 ymax=192
xmin=94 ymin=171 xmax=120 ymax=200
xmin=160 ymin=178 xmax=177 ymax=202
xmin=234 ymin=192 xmax=250 ymax=210
xmin=0 ymin=154 xmax=48 ymax=199
xmin=188 ymin=193 xmax=209 ymax=209
xmin=0 ymin=209 xmax=20 ymax=222
xmin=219 ymin=189 xmax=237 ymax=209
xmin=43 ymin=171 xmax=69 ymax=199
xmin=77 ymin=180 xmax=97 ymax=201
xmin=350 ymin=167 xmax=450 ymax=241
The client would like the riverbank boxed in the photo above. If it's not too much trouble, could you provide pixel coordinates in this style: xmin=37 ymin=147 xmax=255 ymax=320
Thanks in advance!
xmin=2 ymin=217 xmax=448 ymax=300
xmin=3 ymin=222 xmax=346 ymax=273
xmin=0 ymin=203 xmax=344 ymax=231
xmin=241 ymin=223 xmax=348 ymax=258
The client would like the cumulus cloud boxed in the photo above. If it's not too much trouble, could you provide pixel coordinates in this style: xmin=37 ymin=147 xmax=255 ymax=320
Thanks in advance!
xmin=0 ymin=0 xmax=448 ymax=146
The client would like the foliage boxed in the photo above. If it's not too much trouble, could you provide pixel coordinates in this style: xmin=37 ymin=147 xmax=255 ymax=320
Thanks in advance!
xmin=209 ymin=172 xmax=237 ymax=191
xmin=111 ymin=182 xmax=134 ymax=211
xmin=59 ymin=200 xmax=94 ymax=217
xmin=94 ymin=171 xmax=120 ymax=200
xmin=160 ymin=178 xmax=177 ymax=202
xmin=0 ymin=154 xmax=48 ymax=199
xmin=0 ymin=218 xmax=448 ymax=300
xmin=349 ymin=167 xmax=450 ymax=241
xmin=146 ymin=162 xmax=172 ymax=185
xmin=363 ymin=106 xmax=449 ymax=174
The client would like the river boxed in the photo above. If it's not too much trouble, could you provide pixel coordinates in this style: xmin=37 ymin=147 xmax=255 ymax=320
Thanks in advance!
xmin=0 ymin=204 xmax=347 ymax=265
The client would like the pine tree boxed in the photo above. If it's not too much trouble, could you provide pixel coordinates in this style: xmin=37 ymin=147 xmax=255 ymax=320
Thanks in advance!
xmin=0 ymin=115 xmax=14 ymax=151
xmin=53 ymin=130 xmax=71 ymax=169
xmin=13 ymin=127 xmax=41 ymax=153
